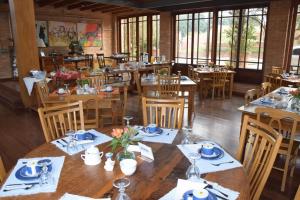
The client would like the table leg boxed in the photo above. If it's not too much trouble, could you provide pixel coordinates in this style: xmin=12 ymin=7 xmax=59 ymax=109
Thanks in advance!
xmin=188 ymin=86 xmax=195 ymax=124
xmin=229 ymin=74 xmax=234 ymax=99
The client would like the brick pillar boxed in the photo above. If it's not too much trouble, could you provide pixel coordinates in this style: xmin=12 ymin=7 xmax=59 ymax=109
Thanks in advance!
xmin=264 ymin=0 xmax=292 ymax=75
xmin=160 ymin=12 xmax=172 ymax=61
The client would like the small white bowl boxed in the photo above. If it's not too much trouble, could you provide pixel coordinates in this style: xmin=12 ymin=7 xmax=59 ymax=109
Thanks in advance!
xmin=120 ymin=159 xmax=137 ymax=176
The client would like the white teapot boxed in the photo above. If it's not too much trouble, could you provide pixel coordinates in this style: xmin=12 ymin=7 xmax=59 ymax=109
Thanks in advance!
xmin=81 ymin=146 xmax=103 ymax=165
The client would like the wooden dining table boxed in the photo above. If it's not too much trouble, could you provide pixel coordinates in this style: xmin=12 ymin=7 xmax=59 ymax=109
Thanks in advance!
xmin=141 ymin=76 xmax=197 ymax=124
xmin=193 ymin=69 xmax=236 ymax=99
xmin=0 ymin=127 xmax=250 ymax=200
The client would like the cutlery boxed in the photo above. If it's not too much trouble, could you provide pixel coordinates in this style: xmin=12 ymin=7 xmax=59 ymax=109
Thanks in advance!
xmin=61 ymin=138 xmax=68 ymax=144
xmin=206 ymin=188 xmax=229 ymax=200
xmin=56 ymin=140 xmax=66 ymax=147
xmin=3 ymin=184 xmax=34 ymax=192
xmin=210 ymin=161 xmax=234 ymax=166
xmin=5 ymin=182 xmax=40 ymax=187
xmin=203 ymin=181 xmax=229 ymax=197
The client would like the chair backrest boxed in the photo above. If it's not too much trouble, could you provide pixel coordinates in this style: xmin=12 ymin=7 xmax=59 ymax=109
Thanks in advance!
xmin=212 ymin=72 xmax=227 ymax=87
xmin=154 ymin=64 xmax=171 ymax=76
xmin=261 ymin=82 xmax=272 ymax=96
xmin=0 ymin=156 xmax=6 ymax=183
xmin=36 ymin=80 xmax=50 ymax=107
xmin=96 ymin=53 xmax=105 ymax=68
xmin=133 ymin=71 xmax=142 ymax=98
xmin=272 ymin=66 xmax=283 ymax=75
xmin=255 ymin=107 xmax=300 ymax=154
xmin=157 ymin=74 xmax=181 ymax=98
xmin=88 ymin=74 xmax=106 ymax=88
xmin=38 ymin=101 xmax=85 ymax=142
xmin=237 ymin=115 xmax=282 ymax=200
xmin=265 ymin=75 xmax=282 ymax=91
xmin=245 ymin=89 xmax=261 ymax=105
xmin=142 ymin=97 xmax=184 ymax=129
xmin=188 ymin=65 xmax=196 ymax=80
xmin=85 ymin=54 xmax=93 ymax=68
xmin=295 ymin=185 xmax=300 ymax=200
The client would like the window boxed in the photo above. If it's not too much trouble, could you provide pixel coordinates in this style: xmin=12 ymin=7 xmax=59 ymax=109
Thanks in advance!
xmin=119 ymin=15 xmax=160 ymax=61
xmin=291 ymin=5 xmax=300 ymax=72
xmin=152 ymin=15 xmax=160 ymax=58
xmin=174 ymin=6 xmax=268 ymax=70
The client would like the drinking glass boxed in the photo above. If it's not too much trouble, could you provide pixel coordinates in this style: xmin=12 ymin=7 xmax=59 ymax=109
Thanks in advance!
xmin=186 ymin=153 xmax=201 ymax=180
xmin=39 ymin=163 xmax=54 ymax=186
xmin=123 ymin=116 xmax=133 ymax=127
xmin=113 ymin=178 xmax=131 ymax=200
xmin=181 ymin=126 xmax=193 ymax=145
xmin=66 ymin=130 xmax=77 ymax=153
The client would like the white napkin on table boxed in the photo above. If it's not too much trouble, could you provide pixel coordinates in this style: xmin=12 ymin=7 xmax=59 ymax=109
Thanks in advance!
xmin=134 ymin=127 xmax=178 ymax=144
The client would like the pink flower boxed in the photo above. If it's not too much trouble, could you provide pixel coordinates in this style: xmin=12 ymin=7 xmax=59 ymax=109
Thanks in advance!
xmin=111 ymin=128 xmax=123 ymax=139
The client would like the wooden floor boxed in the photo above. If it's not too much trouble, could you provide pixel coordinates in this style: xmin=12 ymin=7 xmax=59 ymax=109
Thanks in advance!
xmin=0 ymin=93 xmax=299 ymax=199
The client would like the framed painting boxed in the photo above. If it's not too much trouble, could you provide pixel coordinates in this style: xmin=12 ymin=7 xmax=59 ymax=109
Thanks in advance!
xmin=48 ymin=21 xmax=77 ymax=46
xmin=35 ymin=21 xmax=48 ymax=47
xmin=77 ymin=23 xmax=103 ymax=49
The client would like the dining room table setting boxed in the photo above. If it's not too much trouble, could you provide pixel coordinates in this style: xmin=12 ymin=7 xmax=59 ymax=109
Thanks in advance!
xmin=0 ymin=117 xmax=250 ymax=200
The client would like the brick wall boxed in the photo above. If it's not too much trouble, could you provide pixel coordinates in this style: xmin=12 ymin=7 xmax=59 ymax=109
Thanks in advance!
xmin=264 ymin=0 xmax=292 ymax=75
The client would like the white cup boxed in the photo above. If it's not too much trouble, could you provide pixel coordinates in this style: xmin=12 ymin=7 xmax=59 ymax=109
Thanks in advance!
xmin=58 ymin=88 xmax=65 ymax=94
xmin=81 ymin=146 xmax=103 ymax=165
xmin=24 ymin=160 xmax=39 ymax=176
xmin=120 ymin=159 xmax=137 ymax=176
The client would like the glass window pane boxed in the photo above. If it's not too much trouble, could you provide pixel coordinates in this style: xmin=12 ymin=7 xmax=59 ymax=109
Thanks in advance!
xmin=291 ymin=5 xmax=300 ymax=72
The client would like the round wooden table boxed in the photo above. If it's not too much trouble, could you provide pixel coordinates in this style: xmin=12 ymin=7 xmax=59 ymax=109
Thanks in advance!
xmin=1 ymin=127 xmax=250 ymax=199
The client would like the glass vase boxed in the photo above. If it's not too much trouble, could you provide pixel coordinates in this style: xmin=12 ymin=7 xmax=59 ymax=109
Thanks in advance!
xmin=116 ymin=145 xmax=135 ymax=161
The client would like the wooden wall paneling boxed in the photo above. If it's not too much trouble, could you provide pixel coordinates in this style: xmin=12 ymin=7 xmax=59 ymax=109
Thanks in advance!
xmin=9 ymin=0 xmax=40 ymax=107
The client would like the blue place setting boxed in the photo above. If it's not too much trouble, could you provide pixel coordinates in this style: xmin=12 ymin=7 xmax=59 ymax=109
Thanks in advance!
xmin=142 ymin=124 xmax=163 ymax=136
xmin=0 ymin=156 xmax=65 ymax=197
xmin=74 ymin=131 xmax=97 ymax=141
xmin=181 ymin=76 xmax=188 ymax=80
xmin=277 ymin=88 xmax=289 ymax=95
xmin=198 ymin=143 xmax=224 ymax=160
xmin=260 ymin=97 xmax=273 ymax=104
xmin=183 ymin=189 xmax=217 ymax=200
xmin=15 ymin=159 xmax=52 ymax=181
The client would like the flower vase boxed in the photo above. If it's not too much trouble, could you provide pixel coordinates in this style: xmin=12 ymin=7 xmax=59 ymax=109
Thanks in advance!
xmin=116 ymin=146 xmax=135 ymax=161
xmin=291 ymin=98 xmax=300 ymax=111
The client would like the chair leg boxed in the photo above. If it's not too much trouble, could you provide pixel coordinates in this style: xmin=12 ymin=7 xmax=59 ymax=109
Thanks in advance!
xmin=222 ymin=87 xmax=225 ymax=100
xmin=281 ymin=155 xmax=290 ymax=192
xmin=212 ymin=87 xmax=215 ymax=100
xmin=290 ymin=147 xmax=299 ymax=177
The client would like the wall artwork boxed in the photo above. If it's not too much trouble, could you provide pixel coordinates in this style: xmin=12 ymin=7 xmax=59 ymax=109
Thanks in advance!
xmin=48 ymin=21 xmax=77 ymax=46
xmin=77 ymin=23 xmax=103 ymax=49
xmin=35 ymin=21 xmax=48 ymax=47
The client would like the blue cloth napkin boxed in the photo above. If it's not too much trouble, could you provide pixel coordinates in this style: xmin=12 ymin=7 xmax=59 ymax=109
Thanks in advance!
xmin=0 ymin=156 xmax=65 ymax=197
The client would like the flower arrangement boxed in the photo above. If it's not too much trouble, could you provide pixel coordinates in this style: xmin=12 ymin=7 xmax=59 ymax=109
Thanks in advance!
xmin=289 ymin=88 xmax=300 ymax=99
xmin=289 ymin=88 xmax=300 ymax=111
xmin=110 ymin=127 xmax=139 ymax=152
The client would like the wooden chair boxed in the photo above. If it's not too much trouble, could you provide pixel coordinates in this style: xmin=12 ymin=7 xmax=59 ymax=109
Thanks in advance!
xmin=38 ymin=101 xmax=85 ymax=142
xmin=134 ymin=71 xmax=142 ymax=101
xmin=112 ymin=85 xmax=128 ymax=125
xmin=96 ymin=53 xmax=105 ymax=68
xmin=244 ymin=89 xmax=261 ymax=105
xmin=157 ymin=74 xmax=181 ymax=98
xmin=154 ymin=64 xmax=171 ymax=76
xmin=36 ymin=80 xmax=50 ymax=107
xmin=210 ymin=72 xmax=227 ymax=100
xmin=142 ymin=97 xmax=184 ymax=129
xmin=85 ymin=54 xmax=94 ymax=69
xmin=88 ymin=74 xmax=106 ymax=88
xmin=295 ymin=185 xmax=300 ymax=200
xmin=261 ymin=82 xmax=272 ymax=96
xmin=237 ymin=115 xmax=282 ymax=200
xmin=272 ymin=66 xmax=283 ymax=75
xmin=265 ymin=75 xmax=282 ymax=91
xmin=0 ymin=156 xmax=6 ymax=183
xmin=188 ymin=65 xmax=195 ymax=80
xmin=255 ymin=107 xmax=300 ymax=192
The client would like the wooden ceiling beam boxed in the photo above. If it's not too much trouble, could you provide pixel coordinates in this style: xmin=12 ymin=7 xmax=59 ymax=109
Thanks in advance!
xmin=102 ymin=6 xmax=129 ymax=13
xmin=79 ymin=3 xmax=105 ymax=11
xmin=111 ymin=8 xmax=135 ymax=14
xmin=67 ymin=1 xmax=92 ymax=10
xmin=54 ymin=0 xmax=81 ymax=8
xmin=91 ymin=5 xmax=118 ymax=12
xmin=37 ymin=0 xmax=62 ymax=7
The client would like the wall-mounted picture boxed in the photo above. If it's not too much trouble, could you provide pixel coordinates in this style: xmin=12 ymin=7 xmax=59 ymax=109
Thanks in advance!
xmin=35 ymin=21 xmax=48 ymax=47
xmin=77 ymin=23 xmax=103 ymax=49
xmin=48 ymin=21 xmax=77 ymax=46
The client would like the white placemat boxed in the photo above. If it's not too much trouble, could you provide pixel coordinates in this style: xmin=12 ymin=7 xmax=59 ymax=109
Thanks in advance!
xmin=134 ymin=128 xmax=178 ymax=144
xmin=23 ymin=77 xmax=51 ymax=95
xmin=59 ymin=193 xmax=111 ymax=200
xmin=0 ymin=156 xmax=65 ymax=197
xmin=177 ymin=141 xmax=242 ymax=174
xmin=51 ymin=129 xmax=112 ymax=155
xmin=159 ymin=178 xmax=239 ymax=200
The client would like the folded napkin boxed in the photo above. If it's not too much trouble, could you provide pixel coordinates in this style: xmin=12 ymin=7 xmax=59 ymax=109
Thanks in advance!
xmin=59 ymin=193 xmax=111 ymax=200
xmin=51 ymin=129 xmax=112 ymax=155
xmin=134 ymin=127 xmax=178 ymax=144
xmin=0 ymin=156 xmax=65 ymax=197
xmin=251 ymin=98 xmax=274 ymax=107
xmin=159 ymin=178 xmax=239 ymax=200
xmin=177 ymin=141 xmax=242 ymax=174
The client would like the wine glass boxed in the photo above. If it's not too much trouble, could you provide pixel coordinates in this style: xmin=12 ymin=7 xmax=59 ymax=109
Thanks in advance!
xmin=113 ymin=178 xmax=131 ymax=200
xmin=181 ymin=125 xmax=193 ymax=145
xmin=66 ymin=130 xmax=77 ymax=153
xmin=186 ymin=153 xmax=201 ymax=180
xmin=39 ymin=163 xmax=54 ymax=186
xmin=123 ymin=116 xmax=133 ymax=127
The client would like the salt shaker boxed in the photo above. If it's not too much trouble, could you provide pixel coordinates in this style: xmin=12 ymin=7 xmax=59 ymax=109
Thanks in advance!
xmin=104 ymin=152 xmax=115 ymax=171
